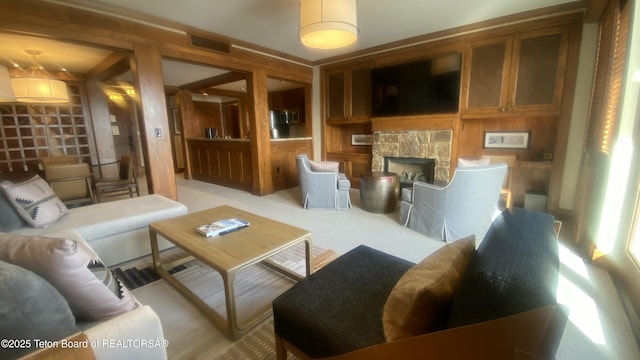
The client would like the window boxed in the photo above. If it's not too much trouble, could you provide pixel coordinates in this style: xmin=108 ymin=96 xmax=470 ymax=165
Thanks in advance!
xmin=0 ymin=83 xmax=92 ymax=172
xmin=585 ymin=0 xmax=630 ymax=155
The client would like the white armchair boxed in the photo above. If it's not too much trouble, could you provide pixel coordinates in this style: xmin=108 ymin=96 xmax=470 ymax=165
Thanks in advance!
xmin=296 ymin=154 xmax=351 ymax=210
xmin=399 ymin=163 xmax=507 ymax=241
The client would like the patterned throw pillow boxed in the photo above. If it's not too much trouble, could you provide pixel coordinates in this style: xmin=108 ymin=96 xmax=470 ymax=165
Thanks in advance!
xmin=0 ymin=188 xmax=26 ymax=232
xmin=1 ymin=175 xmax=68 ymax=228
xmin=0 ymin=233 xmax=137 ymax=320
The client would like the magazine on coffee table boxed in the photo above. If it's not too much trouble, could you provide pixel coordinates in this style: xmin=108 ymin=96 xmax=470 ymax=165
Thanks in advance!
xmin=196 ymin=218 xmax=250 ymax=237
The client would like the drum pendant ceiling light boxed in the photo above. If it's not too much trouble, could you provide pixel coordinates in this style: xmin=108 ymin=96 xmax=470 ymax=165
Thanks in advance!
xmin=0 ymin=65 xmax=16 ymax=102
xmin=10 ymin=50 xmax=69 ymax=104
xmin=299 ymin=0 xmax=358 ymax=49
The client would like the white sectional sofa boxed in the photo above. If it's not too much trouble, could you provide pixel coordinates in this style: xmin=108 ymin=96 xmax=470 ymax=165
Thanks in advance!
xmin=12 ymin=194 xmax=188 ymax=267
xmin=1 ymin=188 xmax=188 ymax=360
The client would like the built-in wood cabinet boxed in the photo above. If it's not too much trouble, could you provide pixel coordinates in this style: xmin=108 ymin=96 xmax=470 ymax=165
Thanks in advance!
xmin=326 ymin=67 xmax=370 ymax=124
xmin=323 ymin=63 xmax=373 ymax=187
xmin=320 ymin=13 xmax=581 ymax=210
xmin=461 ymin=25 xmax=569 ymax=118
xmin=326 ymin=152 xmax=372 ymax=188
xmin=187 ymin=138 xmax=252 ymax=191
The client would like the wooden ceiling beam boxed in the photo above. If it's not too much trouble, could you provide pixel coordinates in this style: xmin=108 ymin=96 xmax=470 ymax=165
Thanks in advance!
xmin=585 ymin=0 xmax=609 ymax=23
xmin=86 ymin=52 xmax=131 ymax=82
xmin=180 ymin=71 xmax=246 ymax=91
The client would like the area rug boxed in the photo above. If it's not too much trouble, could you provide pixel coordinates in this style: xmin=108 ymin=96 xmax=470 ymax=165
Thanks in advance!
xmin=212 ymin=246 xmax=339 ymax=360
xmin=112 ymin=243 xmax=338 ymax=291
xmin=115 ymin=244 xmax=337 ymax=359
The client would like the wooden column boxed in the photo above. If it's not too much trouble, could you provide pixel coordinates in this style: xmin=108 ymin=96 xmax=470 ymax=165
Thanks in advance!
xmin=85 ymin=80 xmax=118 ymax=178
xmin=176 ymin=90 xmax=195 ymax=180
xmin=130 ymin=44 xmax=177 ymax=200
xmin=247 ymin=69 xmax=273 ymax=195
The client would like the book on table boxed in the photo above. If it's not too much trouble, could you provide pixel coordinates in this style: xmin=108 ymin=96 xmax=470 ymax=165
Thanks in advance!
xmin=196 ymin=218 xmax=250 ymax=237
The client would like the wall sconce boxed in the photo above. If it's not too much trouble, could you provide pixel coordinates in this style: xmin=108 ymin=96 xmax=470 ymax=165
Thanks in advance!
xmin=108 ymin=94 xmax=125 ymax=101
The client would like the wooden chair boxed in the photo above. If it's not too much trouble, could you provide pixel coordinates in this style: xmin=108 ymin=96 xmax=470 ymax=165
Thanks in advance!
xmin=94 ymin=155 xmax=139 ymax=203
xmin=41 ymin=155 xmax=77 ymax=168
xmin=44 ymin=162 xmax=95 ymax=207
xmin=320 ymin=305 xmax=569 ymax=360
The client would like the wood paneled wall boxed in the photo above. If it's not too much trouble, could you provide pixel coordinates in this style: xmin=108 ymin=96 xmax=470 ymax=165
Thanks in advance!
xmin=188 ymin=139 xmax=252 ymax=191
xmin=270 ymin=139 xmax=313 ymax=191
xmin=193 ymin=101 xmax=223 ymax=137
xmin=0 ymin=0 xmax=313 ymax=197
xmin=457 ymin=116 xmax=557 ymax=161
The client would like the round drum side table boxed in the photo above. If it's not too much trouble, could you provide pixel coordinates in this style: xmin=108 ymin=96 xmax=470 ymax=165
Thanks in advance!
xmin=359 ymin=172 xmax=400 ymax=213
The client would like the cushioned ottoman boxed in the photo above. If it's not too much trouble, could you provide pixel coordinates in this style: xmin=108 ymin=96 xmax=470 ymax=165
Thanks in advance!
xmin=272 ymin=245 xmax=413 ymax=358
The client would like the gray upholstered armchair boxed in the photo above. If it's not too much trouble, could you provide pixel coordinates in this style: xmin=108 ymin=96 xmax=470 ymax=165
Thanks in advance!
xmin=296 ymin=154 xmax=351 ymax=210
xmin=399 ymin=163 xmax=507 ymax=241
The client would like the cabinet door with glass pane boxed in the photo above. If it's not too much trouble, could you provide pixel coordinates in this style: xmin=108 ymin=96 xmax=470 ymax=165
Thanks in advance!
xmin=461 ymin=35 xmax=513 ymax=116
xmin=461 ymin=26 xmax=569 ymax=118
xmin=325 ymin=67 xmax=370 ymax=124
xmin=348 ymin=68 xmax=370 ymax=122
xmin=326 ymin=72 xmax=346 ymax=122
xmin=509 ymin=26 xmax=569 ymax=114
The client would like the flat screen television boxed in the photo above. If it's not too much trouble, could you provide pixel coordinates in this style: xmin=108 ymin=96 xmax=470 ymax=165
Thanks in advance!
xmin=371 ymin=55 xmax=461 ymax=117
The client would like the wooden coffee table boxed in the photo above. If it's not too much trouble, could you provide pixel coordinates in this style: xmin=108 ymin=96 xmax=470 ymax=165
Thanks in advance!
xmin=148 ymin=205 xmax=313 ymax=339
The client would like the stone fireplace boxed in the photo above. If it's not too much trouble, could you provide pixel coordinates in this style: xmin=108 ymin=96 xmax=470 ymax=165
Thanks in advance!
xmin=372 ymin=130 xmax=452 ymax=185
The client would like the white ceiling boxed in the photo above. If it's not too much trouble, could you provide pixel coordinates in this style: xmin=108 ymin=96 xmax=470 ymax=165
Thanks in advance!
xmin=80 ymin=0 xmax=581 ymax=62
xmin=1 ymin=0 xmax=581 ymax=90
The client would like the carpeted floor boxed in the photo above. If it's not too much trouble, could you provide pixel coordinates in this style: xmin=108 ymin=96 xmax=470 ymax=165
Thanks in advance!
xmin=214 ymin=318 xmax=293 ymax=360
xmin=127 ymin=175 xmax=640 ymax=360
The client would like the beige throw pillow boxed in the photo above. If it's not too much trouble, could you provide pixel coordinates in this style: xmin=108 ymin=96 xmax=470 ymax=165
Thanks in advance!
xmin=309 ymin=160 xmax=340 ymax=173
xmin=382 ymin=236 xmax=476 ymax=341
xmin=457 ymin=157 xmax=490 ymax=168
xmin=0 ymin=233 xmax=136 ymax=320
xmin=1 ymin=175 xmax=68 ymax=228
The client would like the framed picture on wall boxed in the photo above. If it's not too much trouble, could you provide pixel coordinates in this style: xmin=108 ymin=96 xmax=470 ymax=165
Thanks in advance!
xmin=351 ymin=134 xmax=373 ymax=146
xmin=483 ymin=131 xmax=530 ymax=149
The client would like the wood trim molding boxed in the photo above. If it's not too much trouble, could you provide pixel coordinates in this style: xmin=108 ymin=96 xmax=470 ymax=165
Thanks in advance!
xmin=371 ymin=114 xmax=456 ymax=132
xmin=30 ymin=0 xmax=313 ymax=66
xmin=315 ymin=2 xmax=585 ymax=66
xmin=585 ymin=0 xmax=609 ymax=23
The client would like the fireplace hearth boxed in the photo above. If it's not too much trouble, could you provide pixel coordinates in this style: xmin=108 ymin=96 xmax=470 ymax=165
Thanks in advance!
xmin=384 ymin=157 xmax=435 ymax=188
